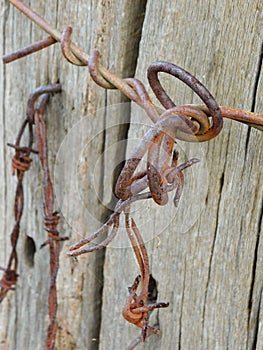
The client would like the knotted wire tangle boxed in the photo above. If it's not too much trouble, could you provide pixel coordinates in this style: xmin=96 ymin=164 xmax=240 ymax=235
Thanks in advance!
xmin=66 ymin=56 xmax=222 ymax=256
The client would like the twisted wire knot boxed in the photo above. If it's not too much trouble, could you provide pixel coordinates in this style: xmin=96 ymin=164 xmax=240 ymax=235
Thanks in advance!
xmin=41 ymin=211 xmax=68 ymax=248
xmin=0 ymin=268 xmax=19 ymax=301
xmin=12 ymin=150 xmax=32 ymax=174
xmin=44 ymin=211 xmax=60 ymax=236
xmin=10 ymin=147 xmax=32 ymax=174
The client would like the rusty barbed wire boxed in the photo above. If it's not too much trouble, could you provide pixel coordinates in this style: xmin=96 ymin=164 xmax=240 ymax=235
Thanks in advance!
xmin=33 ymin=89 xmax=69 ymax=350
xmin=4 ymin=1 xmax=263 ymax=132
xmin=2 ymin=1 xmax=263 ymax=349
xmin=3 ymin=35 xmax=57 ymax=64
xmin=0 ymin=84 xmax=67 ymax=350
xmin=0 ymin=114 xmax=34 ymax=302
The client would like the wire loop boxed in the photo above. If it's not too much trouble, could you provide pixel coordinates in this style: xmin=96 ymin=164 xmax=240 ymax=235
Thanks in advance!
xmin=61 ymin=27 xmax=86 ymax=66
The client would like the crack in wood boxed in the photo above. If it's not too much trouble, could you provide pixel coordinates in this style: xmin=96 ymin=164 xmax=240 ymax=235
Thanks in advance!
xmin=201 ymin=162 xmax=227 ymax=343
xmin=96 ymin=1 xmax=148 ymax=348
xmin=243 ymin=40 xmax=263 ymax=350
xmin=244 ymin=41 xmax=263 ymax=159
xmin=251 ymin=288 xmax=262 ymax=350
xmin=251 ymin=40 xmax=263 ymax=113
xmin=178 ymin=256 xmax=186 ymax=350
xmin=247 ymin=194 xmax=263 ymax=349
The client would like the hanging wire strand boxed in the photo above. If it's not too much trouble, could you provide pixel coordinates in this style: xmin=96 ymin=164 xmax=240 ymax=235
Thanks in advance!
xmin=0 ymin=115 xmax=34 ymax=302
xmin=123 ymin=213 xmax=169 ymax=349
xmin=33 ymin=90 xmax=69 ymax=350
xmin=0 ymin=85 xmax=68 ymax=350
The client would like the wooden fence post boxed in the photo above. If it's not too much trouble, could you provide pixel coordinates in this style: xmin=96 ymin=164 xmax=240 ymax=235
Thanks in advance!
xmin=0 ymin=1 xmax=262 ymax=350
xmin=99 ymin=1 xmax=263 ymax=349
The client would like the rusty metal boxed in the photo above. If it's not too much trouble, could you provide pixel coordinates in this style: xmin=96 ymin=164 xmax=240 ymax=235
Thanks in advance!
xmin=0 ymin=85 xmax=67 ymax=350
xmin=123 ymin=214 xmax=169 ymax=349
xmin=4 ymin=1 xmax=263 ymax=136
xmin=114 ymin=112 xmax=199 ymax=206
xmin=67 ymin=140 xmax=198 ymax=256
xmin=3 ymin=36 xmax=56 ymax=64
xmin=199 ymin=105 xmax=263 ymax=131
xmin=2 ymin=1 xmax=263 ymax=349
xmin=33 ymin=91 xmax=68 ymax=350
xmin=4 ymin=1 xmax=263 ymax=135
xmin=0 ymin=114 xmax=34 ymax=302
xmin=88 ymin=50 xmax=115 ymax=88
xmin=147 ymin=61 xmax=223 ymax=141
xmin=61 ymin=26 xmax=85 ymax=66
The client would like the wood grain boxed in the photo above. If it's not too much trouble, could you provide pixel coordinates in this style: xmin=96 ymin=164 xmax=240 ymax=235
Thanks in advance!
xmin=99 ymin=1 xmax=263 ymax=349
xmin=0 ymin=1 xmax=146 ymax=349
xmin=0 ymin=1 xmax=262 ymax=350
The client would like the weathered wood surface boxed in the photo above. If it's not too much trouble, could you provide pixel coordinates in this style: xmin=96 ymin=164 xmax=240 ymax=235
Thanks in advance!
xmin=0 ymin=0 xmax=146 ymax=349
xmin=0 ymin=1 xmax=262 ymax=350
xmin=99 ymin=1 xmax=263 ymax=350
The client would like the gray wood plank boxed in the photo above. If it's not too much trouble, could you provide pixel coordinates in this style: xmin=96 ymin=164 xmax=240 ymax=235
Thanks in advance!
xmin=0 ymin=1 xmax=146 ymax=349
xmin=99 ymin=1 xmax=263 ymax=349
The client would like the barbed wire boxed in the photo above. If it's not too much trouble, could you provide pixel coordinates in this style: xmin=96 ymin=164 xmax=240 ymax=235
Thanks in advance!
xmin=4 ymin=1 xmax=263 ymax=133
xmin=0 ymin=107 xmax=35 ymax=302
xmin=0 ymin=84 xmax=68 ymax=350
xmin=2 ymin=1 xmax=263 ymax=349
